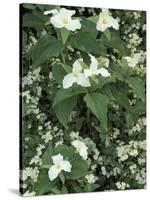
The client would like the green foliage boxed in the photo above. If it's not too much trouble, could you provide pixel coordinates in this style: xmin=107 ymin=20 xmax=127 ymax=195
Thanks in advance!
xmin=100 ymin=31 xmax=130 ymax=56
xmin=30 ymin=35 xmax=64 ymax=68
xmin=23 ymin=12 xmax=48 ymax=31
xmin=84 ymin=92 xmax=109 ymax=131
xmin=70 ymin=32 xmax=107 ymax=56
xmin=53 ymin=87 xmax=86 ymax=107
xmin=60 ymin=28 xmax=70 ymax=44
xmin=54 ymin=96 xmax=77 ymax=128
xmin=67 ymin=159 xmax=88 ymax=180
xmin=126 ymin=77 xmax=145 ymax=101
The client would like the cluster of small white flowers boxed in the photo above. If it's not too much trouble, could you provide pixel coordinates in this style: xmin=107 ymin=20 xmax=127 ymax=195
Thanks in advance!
xmin=68 ymin=111 xmax=77 ymax=122
xmin=22 ymin=167 xmax=39 ymax=182
xmin=116 ymin=181 xmax=130 ymax=190
xmin=138 ymin=157 xmax=146 ymax=165
xmin=38 ymin=121 xmax=64 ymax=145
xmin=101 ymin=166 xmax=107 ymax=176
xmin=70 ymin=131 xmax=79 ymax=139
xmin=133 ymin=12 xmax=141 ymax=19
xmin=77 ymin=7 xmax=97 ymax=16
xmin=121 ymin=11 xmax=145 ymax=53
xmin=22 ymin=68 xmax=46 ymax=120
xmin=30 ymin=144 xmax=45 ymax=166
xmin=135 ymin=168 xmax=146 ymax=185
xmin=51 ymin=57 xmax=61 ymax=66
xmin=111 ymin=128 xmax=120 ymax=139
xmin=113 ymin=167 xmax=121 ymax=176
xmin=85 ymin=174 xmax=98 ymax=184
xmin=127 ymin=33 xmax=142 ymax=49
xmin=23 ymin=190 xmax=36 ymax=197
xmin=23 ymin=35 xmax=37 ymax=54
xmin=128 ymin=117 xmax=146 ymax=135
xmin=116 ymin=140 xmax=146 ymax=162
xmin=101 ymin=166 xmax=118 ymax=178
xmin=22 ymin=67 xmax=41 ymax=88
xmin=129 ymin=164 xmax=137 ymax=174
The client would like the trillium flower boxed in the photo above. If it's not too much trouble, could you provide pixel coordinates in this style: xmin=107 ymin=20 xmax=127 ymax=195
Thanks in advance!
xmin=84 ymin=54 xmax=111 ymax=78
xmin=71 ymin=140 xmax=88 ymax=160
xmin=96 ymin=9 xmax=119 ymax=32
xmin=63 ymin=59 xmax=91 ymax=89
xmin=124 ymin=53 xmax=141 ymax=68
xmin=44 ymin=8 xmax=81 ymax=31
xmin=48 ymin=154 xmax=72 ymax=181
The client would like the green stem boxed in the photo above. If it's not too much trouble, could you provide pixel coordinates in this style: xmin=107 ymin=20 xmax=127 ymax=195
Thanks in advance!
xmin=61 ymin=52 xmax=66 ymax=64
xmin=56 ymin=30 xmax=66 ymax=64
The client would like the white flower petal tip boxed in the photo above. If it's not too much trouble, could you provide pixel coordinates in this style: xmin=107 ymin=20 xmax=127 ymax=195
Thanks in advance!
xmin=97 ymin=68 xmax=111 ymax=77
xmin=48 ymin=8 xmax=81 ymax=31
xmin=96 ymin=9 xmax=119 ymax=32
xmin=43 ymin=9 xmax=58 ymax=15
xmin=124 ymin=53 xmax=141 ymax=68
xmin=71 ymin=140 xmax=88 ymax=160
xmin=48 ymin=153 xmax=72 ymax=181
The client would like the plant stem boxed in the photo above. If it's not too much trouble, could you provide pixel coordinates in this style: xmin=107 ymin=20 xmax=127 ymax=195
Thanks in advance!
xmin=61 ymin=52 xmax=65 ymax=64
xmin=56 ymin=29 xmax=66 ymax=64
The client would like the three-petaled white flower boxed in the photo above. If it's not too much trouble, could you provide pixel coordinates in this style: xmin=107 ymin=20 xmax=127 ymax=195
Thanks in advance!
xmin=124 ymin=53 xmax=141 ymax=68
xmin=44 ymin=8 xmax=81 ymax=31
xmin=71 ymin=140 xmax=88 ymax=160
xmin=96 ymin=9 xmax=119 ymax=32
xmin=84 ymin=54 xmax=111 ymax=78
xmin=48 ymin=154 xmax=72 ymax=181
xmin=63 ymin=59 xmax=91 ymax=89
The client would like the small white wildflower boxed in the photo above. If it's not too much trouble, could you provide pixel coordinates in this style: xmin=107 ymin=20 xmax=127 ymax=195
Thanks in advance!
xmin=48 ymin=154 xmax=72 ymax=181
xmin=96 ymin=9 xmax=119 ymax=32
xmin=85 ymin=174 xmax=97 ymax=184
xmin=71 ymin=140 xmax=88 ymax=160
xmin=44 ymin=8 xmax=81 ymax=31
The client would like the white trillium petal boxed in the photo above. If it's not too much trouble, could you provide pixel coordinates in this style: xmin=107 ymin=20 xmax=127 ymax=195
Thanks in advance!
xmin=71 ymin=140 xmax=88 ymax=160
xmin=62 ymin=161 xmax=72 ymax=172
xmin=72 ymin=59 xmax=83 ymax=73
xmin=80 ymin=149 xmax=88 ymax=160
xmin=124 ymin=53 xmax=141 ymax=68
xmin=63 ymin=73 xmax=77 ymax=89
xmin=89 ymin=54 xmax=98 ymax=71
xmin=48 ymin=165 xmax=60 ymax=181
xmin=44 ymin=9 xmax=58 ymax=15
xmin=60 ymin=8 xmax=76 ymax=17
xmin=65 ymin=19 xmax=81 ymax=31
xmin=97 ymin=68 xmax=111 ymax=77
xmin=84 ymin=69 xmax=93 ymax=77
xmin=51 ymin=15 xmax=65 ymax=28
xmin=102 ymin=8 xmax=109 ymax=15
xmin=110 ymin=17 xmax=119 ymax=30
xmin=77 ymin=74 xmax=91 ymax=87
xmin=52 ymin=154 xmax=63 ymax=164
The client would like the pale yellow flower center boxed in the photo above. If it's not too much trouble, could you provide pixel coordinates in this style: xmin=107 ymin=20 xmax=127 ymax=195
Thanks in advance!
xmin=76 ymin=145 xmax=81 ymax=152
xmin=55 ymin=162 xmax=62 ymax=170
xmin=63 ymin=17 xmax=69 ymax=25
xmin=73 ymin=72 xmax=80 ymax=78
xmin=102 ymin=18 xmax=108 ymax=25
